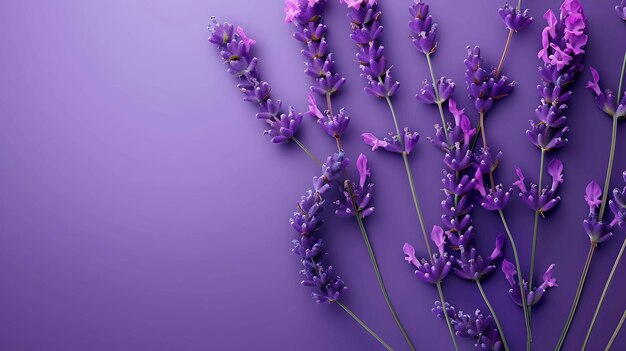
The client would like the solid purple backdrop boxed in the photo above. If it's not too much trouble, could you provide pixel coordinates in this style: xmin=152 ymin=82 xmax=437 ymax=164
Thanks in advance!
xmin=0 ymin=0 xmax=625 ymax=350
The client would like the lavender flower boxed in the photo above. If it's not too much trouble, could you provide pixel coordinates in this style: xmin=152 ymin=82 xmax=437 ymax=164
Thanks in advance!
xmin=361 ymin=128 xmax=420 ymax=155
xmin=208 ymin=19 xmax=302 ymax=143
xmin=583 ymin=181 xmax=614 ymax=243
xmin=609 ymin=172 xmax=626 ymax=228
xmin=513 ymin=159 xmax=564 ymax=213
xmin=618 ymin=0 xmax=626 ymax=21
xmin=455 ymin=235 xmax=505 ymax=281
xmin=498 ymin=2 xmax=533 ymax=31
xmin=335 ymin=154 xmax=375 ymax=218
xmin=586 ymin=67 xmax=626 ymax=119
xmin=408 ymin=0 xmax=437 ymax=55
xmin=475 ymin=148 xmax=503 ymax=175
xmin=291 ymin=152 xmax=349 ymax=303
xmin=341 ymin=0 xmax=400 ymax=98
xmin=403 ymin=226 xmax=454 ymax=284
xmin=475 ymin=169 xmax=512 ymax=211
xmin=502 ymin=259 xmax=558 ymax=307
xmin=432 ymin=301 xmax=503 ymax=350
xmin=415 ymin=77 xmax=455 ymax=105
xmin=465 ymin=46 xmax=516 ymax=114
xmin=307 ymin=93 xmax=350 ymax=138
xmin=537 ymin=0 xmax=587 ymax=71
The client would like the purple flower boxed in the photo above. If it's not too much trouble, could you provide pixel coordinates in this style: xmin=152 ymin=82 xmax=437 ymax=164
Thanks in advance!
xmin=583 ymin=180 xmax=615 ymax=243
xmin=432 ymin=301 xmax=503 ymax=350
xmin=537 ymin=0 xmax=587 ymax=69
xmin=513 ymin=159 xmax=563 ymax=213
xmin=609 ymin=172 xmax=626 ymax=228
xmin=408 ymin=0 xmax=438 ymax=55
xmin=335 ymin=154 xmax=375 ymax=218
xmin=362 ymin=128 xmax=420 ymax=155
xmin=586 ymin=67 xmax=626 ymax=118
xmin=584 ymin=181 xmax=602 ymax=212
xmin=475 ymin=169 xmax=511 ymax=211
xmin=291 ymin=152 xmax=348 ymax=303
xmin=415 ymin=77 xmax=455 ymax=104
xmin=498 ymin=2 xmax=534 ymax=31
xmin=403 ymin=226 xmax=454 ymax=284
xmin=475 ymin=148 xmax=503 ymax=174
xmin=502 ymin=259 xmax=558 ymax=307
xmin=455 ymin=235 xmax=505 ymax=281
xmin=465 ymin=46 xmax=516 ymax=115
xmin=617 ymin=0 xmax=626 ymax=20
xmin=307 ymin=93 xmax=350 ymax=138
xmin=208 ymin=20 xmax=303 ymax=144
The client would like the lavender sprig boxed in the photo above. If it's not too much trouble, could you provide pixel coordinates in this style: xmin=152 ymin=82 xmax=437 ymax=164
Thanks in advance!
xmin=432 ymin=301 xmax=503 ymax=350
xmin=495 ymin=1 xmax=533 ymax=78
xmin=501 ymin=259 xmax=558 ymax=307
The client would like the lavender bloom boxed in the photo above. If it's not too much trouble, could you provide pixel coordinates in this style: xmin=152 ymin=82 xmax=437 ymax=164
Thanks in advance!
xmin=408 ymin=0 xmax=438 ymax=55
xmin=502 ymin=259 xmax=558 ymax=307
xmin=618 ymin=0 xmax=626 ymax=20
xmin=415 ymin=77 xmax=455 ymax=104
xmin=537 ymin=0 xmax=587 ymax=70
xmin=583 ymin=181 xmax=615 ymax=243
xmin=341 ymin=0 xmax=400 ymax=98
xmin=307 ymin=93 xmax=350 ymax=138
xmin=291 ymin=152 xmax=349 ymax=303
xmin=208 ymin=19 xmax=302 ymax=143
xmin=335 ymin=154 xmax=375 ymax=218
xmin=475 ymin=148 xmax=503 ymax=174
xmin=403 ymin=226 xmax=454 ymax=284
xmin=513 ymin=159 xmax=564 ymax=213
xmin=455 ymin=235 xmax=505 ymax=281
xmin=498 ymin=2 xmax=533 ymax=31
xmin=586 ymin=67 xmax=626 ymax=119
xmin=465 ymin=46 xmax=516 ymax=115
xmin=609 ymin=172 xmax=626 ymax=228
xmin=475 ymin=169 xmax=512 ymax=211
xmin=433 ymin=301 xmax=503 ymax=350
xmin=361 ymin=128 xmax=420 ymax=155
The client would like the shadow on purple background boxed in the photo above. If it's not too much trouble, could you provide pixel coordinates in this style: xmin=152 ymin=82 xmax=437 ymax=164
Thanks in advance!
xmin=0 ymin=0 xmax=624 ymax=350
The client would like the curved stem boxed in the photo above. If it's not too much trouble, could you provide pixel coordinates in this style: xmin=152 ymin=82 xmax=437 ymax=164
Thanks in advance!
xmin=436 ymin=282 xmax=459 ymax=351
xmin=498 ymin=210 xmax=532 ymax=349
xmin=337 ymin=301 xmax=395 ymax=351
xmin=479 ymin=113 xmax=497 ymax=191
xmin=425 ymin=53 xmax=449 ymax=142
xmin=582 ymin=238 xmax=626 ymax=350
xmin=292 ymin=137 xmax=321 ymax=165
xmin=599 ymin=115 xmax=619 ymax=220
xmin=605 ymin=309 xmax=626 ymax=351
xmin=496 ymin=29 xmax=514 ymax=79
xmin=529 ymin=148 xmax=546 ymax=294
xmin=554 ymin=243 xmax=596 ymax=350
xmin=476 ymin=279 xmax=510 ymax=351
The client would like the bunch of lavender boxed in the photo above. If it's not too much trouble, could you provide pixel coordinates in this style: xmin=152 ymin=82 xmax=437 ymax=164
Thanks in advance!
xmin=290 ymin=152 xmax=392 ymax=350
xmin=207 ymin=19 xmax=306 ymax=147
xmin=555 ymin=4 xmax=625 ymax=344
xmin=432 ymin=301 xmax=503 ymax=350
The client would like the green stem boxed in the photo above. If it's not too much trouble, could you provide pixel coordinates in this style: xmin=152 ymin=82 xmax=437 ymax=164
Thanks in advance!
xmin=529 ymin=148 xmax=546 ymax=294
xmin=292 ymin=137 xmax=321 ymax=165
xmin=582 ymin=238 xmax=626 ymax=350
xmin=425 ymin=53 xmax=449 ymax=142
xmin=605 ymin=309 xmax=626 ymax=351
xmin=476 ymin=279 xmax=510 ymax=351
xmin=436 ymin=282 xmax=459 ymax=351
xmin=498 ymin=210 xmax=532 ymax=350
xmin=554 ymin=243 xmax=596 ymax=350
xmin=337 ymin=301 xmax=395 ymax=351
xmin=599 ymin=115 xmax=619 ymax=220
xmin=496 ymin=29 xmax=514 ymax=79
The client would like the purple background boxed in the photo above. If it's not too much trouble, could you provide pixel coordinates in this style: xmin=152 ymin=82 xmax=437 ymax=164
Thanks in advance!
xmin=0 ymin=0 xmax=625 ymax=350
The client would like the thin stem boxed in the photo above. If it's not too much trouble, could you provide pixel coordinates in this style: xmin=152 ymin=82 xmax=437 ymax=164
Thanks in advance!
xmin=529 ymin=148 xmax=546 ymax=293
xmin=498 ymin=210 xmax=532 ymax=350
xmin=436 ymin=282 xmax=460 ymax=351
xmin=554 ymin=243 xmax=596 ymax=351
xmin=496 ymin=29 xmax=514 ymax=79
xmin=516 ymin=0 xmax=522 ymax=11
xmin=582 ymin=238 xmax=626 ymax=350
xmin=605 ymin=309 xmax=626 ymax=351
xmin=479 ymin=113 xmax=497 ymax=191
xmin=355 ymin=214 xmax=416 ymax=351
xmin=599 ymin=115 xmax=619 ymax=219
xmin=617 ymin=52 xmax=626 ymax=104
xmin=337 ymin=301 xmax=395 ymax=351
xmin=425 ymin=53 xmax=449 ymax=142
xmin=476 ymin=279 xmax=510 ymax=351
xmin=292 ymin=137 xmax=321 ymax=165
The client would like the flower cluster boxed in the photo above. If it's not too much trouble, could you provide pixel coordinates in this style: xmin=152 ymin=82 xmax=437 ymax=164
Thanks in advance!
xmin=408 ymin=0 xmax=437 ymax=55
xmin=609 ymin=172 xmax=626 ymax=228
xmin=403 ymin=226 xmax=454 ymax=284
xmin=307 ymin=92 xmax=351 ymax=139
xmin=502 ymin=259 xmax=558 ymax=307
xmin=527 ymin=0 xmax=587 ymax=151
xmin=208 ymin=19 xmax=302 ymax=143
xmin=513 ymin=159 xmax=564 ymax=213
xmin=464 ymin=46 xmax=516 ymax=115
xmin=335 ymin=154 xmax=375 ymax=218
xmin=361 ymin=128 xmax=420 ymax=155
xmin=455 ymin=235 xmax=505 ymax=281
xmin=341 ymin=0 xmax=400 ymax=98
xmin=498 ymin=2 xmax=533 ymax=31
xmin=416 ymin=77 xmax=455 ymax=105
xmin=586 ymin=67 xmax=626 ymax=119
xmin=433 ymin=301 xmax=503 ymax=350
xmin=291 ymin=152 xmax=349 ymax=303
xmin=474 ymin=169 xmax=512 ymax=212
xmin=583 ymin=181 xmax=615 ymax=244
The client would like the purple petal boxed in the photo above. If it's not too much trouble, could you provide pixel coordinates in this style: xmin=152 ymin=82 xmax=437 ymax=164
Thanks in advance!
xmin=356 ymin=153 xmax=370 ymax=189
